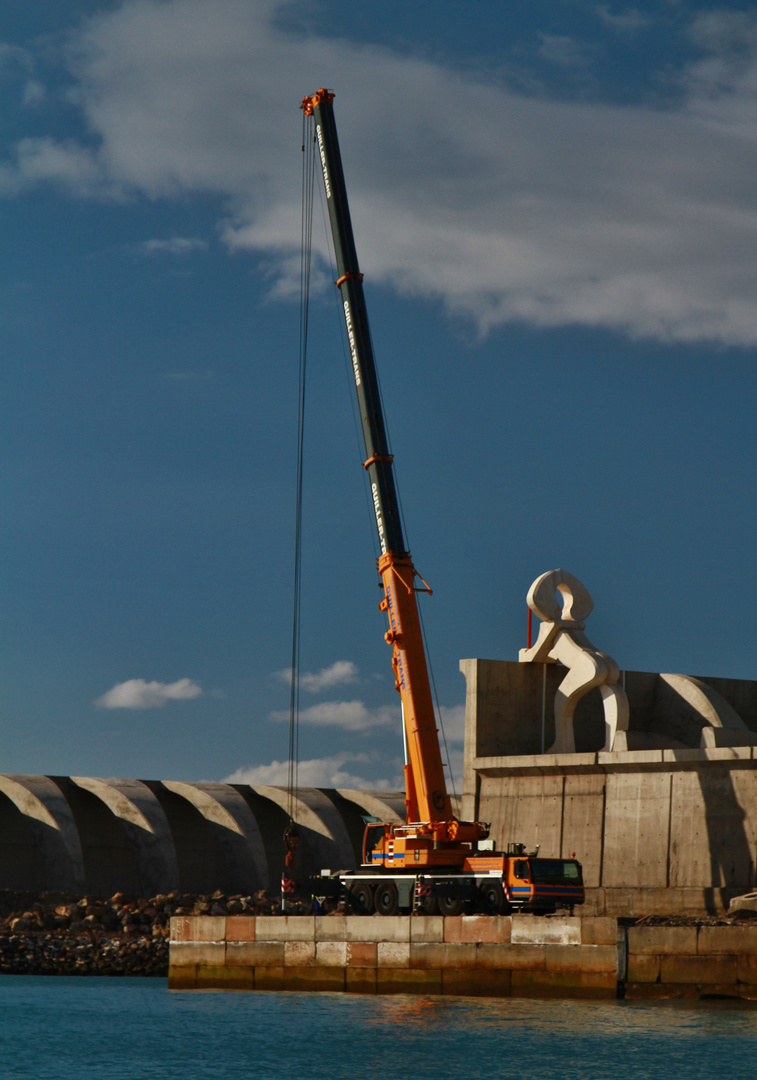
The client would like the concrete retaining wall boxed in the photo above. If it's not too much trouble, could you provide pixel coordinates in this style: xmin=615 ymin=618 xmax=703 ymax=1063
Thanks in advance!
xmin=169 ymin=914 xmax=619 ymax=997
xmin=168 ymin=915 xmax=757 ymax=1001
xmin=625 ymin=924 xmax=757 ymax=1000
xmin=461 ymin=660 xmax=757 ymax=917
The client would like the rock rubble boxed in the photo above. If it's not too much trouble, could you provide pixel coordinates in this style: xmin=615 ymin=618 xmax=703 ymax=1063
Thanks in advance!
xmin=0 ymin=889 xmax=294 ymax=976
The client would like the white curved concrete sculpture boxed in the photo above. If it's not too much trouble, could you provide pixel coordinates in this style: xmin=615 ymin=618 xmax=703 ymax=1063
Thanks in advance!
xmin=519 ymin=569 xmax=629 ymax=753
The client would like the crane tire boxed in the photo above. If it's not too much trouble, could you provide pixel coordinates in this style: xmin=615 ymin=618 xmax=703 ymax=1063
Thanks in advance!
xmin=349 ymin=882 xmax=375 ymax=916
xmin=479 ymin=882 xmax=510 ymax=915
xmin=374 ymin=882 xmax=399 ymax=916
xmin=437 ymin=894 xmax=464 ymax=917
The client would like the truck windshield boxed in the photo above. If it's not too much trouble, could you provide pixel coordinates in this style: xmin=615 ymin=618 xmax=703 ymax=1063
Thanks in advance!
xmin=529 ymin=859 xmax=583 ymax=886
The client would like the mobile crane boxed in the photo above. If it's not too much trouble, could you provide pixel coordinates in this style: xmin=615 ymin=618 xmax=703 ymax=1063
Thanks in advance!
xmin=301 ymin=89 xmax=584 ymax=916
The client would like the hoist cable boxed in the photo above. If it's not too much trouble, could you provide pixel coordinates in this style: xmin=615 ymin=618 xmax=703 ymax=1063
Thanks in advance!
xmin=287 ymin=112 xmax=316 ymax=823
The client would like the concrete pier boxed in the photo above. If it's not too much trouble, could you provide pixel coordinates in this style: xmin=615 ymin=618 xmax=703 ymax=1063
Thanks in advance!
xmin=169 ymin=914 xmax=757 ymax=1001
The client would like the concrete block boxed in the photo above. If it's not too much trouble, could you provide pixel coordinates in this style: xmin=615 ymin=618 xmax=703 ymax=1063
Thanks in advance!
xmin=627 ymin=953 xmax=661 ymax=983
xmin=225 ymin=916 xmax=256 ymax=942
xmin=255 ymin=916 xmax=314 ymax=941
xmin=182 ymin=916 xmax=225 ymax=942
xmin=545 ymin=944 xmax=617 ymax=974
xmin=511 ymin=970 xmax=616 ymax=998
xmin=252 ymin=966 xmax=284 ymax=991
xmin=346 ymin=916 xmax=410 ymax=943
xmin=442 ymin=968 xmax=511 ymax=997
xmin=225 ymin=941 xmax=284 ymax=967
xmin=512 ymin=916 xmax=581 ymax=945
xmin=315 ymin=942 xmax=348 ymax=967
xmin=281 ymin=966 xmax=345 ymax=992
xmin=410 ymin=916 xmax=444 ymax=942
xmin=581 ymin=918 xmax=617 ymax=946
xmin=444 ymin=915 xmax=511 ymax=944
xmin=698 ymin=925 xmax=757 ymax=955
xmin=170 ymin=917 xmax=192 ymax=942
xmin=346 ymin=942 xmax=377 ymax=967
xmin=660 ymin=954 xmax=738 ymax=984
xmin=476 ymin=944 xmax=546 ymax=970
xmin=315 ymin=916 xmax=347 ymax=941
xmin=168 ymin=964 xmax=196 ymax=989
xmin=410 ymin=943 xmax=477 ymax=970
xmin=196 ymin=964 xmax=253 ymax=991
xmin=170 ymin=942 xmax=225 ymax=966
xmin=377 ymin=968 xmax=442 ymax=995
xmin=346 ymin=967 xmax=377 ymax=994
xmin=284 ymin=941 xmax=316 ymax=967
xmin=628 ymin=926 xmax=698 ymax=955
xmin=377 ymin=941 xmax=411 ymax=968
xmin=737 ymin=955 xmax=757 ymax=984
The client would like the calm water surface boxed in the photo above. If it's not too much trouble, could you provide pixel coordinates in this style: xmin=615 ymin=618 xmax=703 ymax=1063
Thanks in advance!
xmin=1 ymin=976 xmax=755 ymax=1079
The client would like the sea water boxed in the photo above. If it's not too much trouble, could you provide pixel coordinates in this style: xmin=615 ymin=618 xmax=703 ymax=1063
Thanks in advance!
xmin=1 ymin=976 xmax=756 ymax=1079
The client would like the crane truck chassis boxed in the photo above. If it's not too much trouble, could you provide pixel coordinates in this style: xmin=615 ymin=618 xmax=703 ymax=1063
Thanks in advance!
xmin=298 ymin=88 xmax=585 ymax=917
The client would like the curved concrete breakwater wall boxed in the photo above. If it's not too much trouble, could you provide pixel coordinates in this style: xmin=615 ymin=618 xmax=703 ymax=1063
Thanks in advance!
xmin=461 ymin=661 xmax=757 ymax=917
xmin=169 ymin=913 xmax=757 ymax=1001
xmin=0 ymin=777 xmax=405 ymax=897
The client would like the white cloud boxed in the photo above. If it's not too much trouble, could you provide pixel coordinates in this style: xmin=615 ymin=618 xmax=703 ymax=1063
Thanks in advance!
xmin=140 ymin=235 xmax=207 ymax=255
xmin=95 ymin=677 xmax=203 ymax=709
xmin=596 ymin=7 xmax=651 ymax=34
xmin=223 ymin=751 xmax=398 ymax=789
xmin=275 ymin=660 xmax=359 ymax=693
xmin=270 ymin=699 xmax=396 ymax=733
xmin=537 ymin=33 xmax=597 ymax=69
xmin=3 ymin=0 xmax=757 ymax=343
xmin=438 ymin=704 xmax=466 ymax=745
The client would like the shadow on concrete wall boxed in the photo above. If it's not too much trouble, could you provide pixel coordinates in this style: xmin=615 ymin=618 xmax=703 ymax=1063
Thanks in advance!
xmin=697 ymin=765 xmax=754 ymax=913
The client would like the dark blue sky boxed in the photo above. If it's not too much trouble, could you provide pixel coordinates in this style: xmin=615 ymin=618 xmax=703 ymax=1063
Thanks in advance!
xmin=2 ymin=1 xmax=757 ymax=788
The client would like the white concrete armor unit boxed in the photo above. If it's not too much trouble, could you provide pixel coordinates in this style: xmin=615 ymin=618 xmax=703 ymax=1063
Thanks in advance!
xmin=518 ymin=569 xmax=629 ymax=753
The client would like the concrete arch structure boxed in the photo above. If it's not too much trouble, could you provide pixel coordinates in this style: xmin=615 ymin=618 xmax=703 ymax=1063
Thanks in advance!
xmin=0 ymin=777 xmax=404 ymax=897
xmin=156 ymin=781 xmax=269 ymax=894
xmin=0 ymin=776 xmax=84 ymax=894
xmin=69 ymin=778 xmax=180 ymax=895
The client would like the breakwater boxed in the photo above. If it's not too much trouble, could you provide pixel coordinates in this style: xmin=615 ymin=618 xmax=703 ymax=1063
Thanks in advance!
xmin=0 ymin=889 xmax=293 ymax=976
xmin=170 ymin=912 xmax=757 ymax=1000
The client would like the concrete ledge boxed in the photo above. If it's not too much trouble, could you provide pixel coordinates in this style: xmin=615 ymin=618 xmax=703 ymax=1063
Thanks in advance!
xmin=169 ymin=914 xmax=757 ymax=1001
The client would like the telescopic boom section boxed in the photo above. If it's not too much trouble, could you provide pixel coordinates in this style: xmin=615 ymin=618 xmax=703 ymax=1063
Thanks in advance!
xmin=302 ymin=89 xmax=484 ymax=847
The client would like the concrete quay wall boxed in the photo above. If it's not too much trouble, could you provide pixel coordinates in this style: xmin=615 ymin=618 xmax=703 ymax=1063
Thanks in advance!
xmin=169 ymin=914 xmax=619 ymax=998
xmin=169 ymin=914 xmax=757 ymax=1000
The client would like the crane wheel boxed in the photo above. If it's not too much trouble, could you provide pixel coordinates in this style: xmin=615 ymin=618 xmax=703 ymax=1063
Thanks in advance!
xmin=420 ymin=895 xmax=439 ymax=915
xmin=478 ymin=882 xmax=510 ymax=915
xmin=374 ymin=882 xmax=399 ymax=916
xmin=349 ymin=882 xmax=375 ymax=916
xmin=437 ymin=894 xmax=464 ymax=917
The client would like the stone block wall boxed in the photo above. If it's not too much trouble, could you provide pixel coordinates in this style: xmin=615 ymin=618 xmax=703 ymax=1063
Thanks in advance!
xmin=625 ymin=924 xmax=757 ymax=1000
xmin=168 ymin=914 xmax=619 ymax=998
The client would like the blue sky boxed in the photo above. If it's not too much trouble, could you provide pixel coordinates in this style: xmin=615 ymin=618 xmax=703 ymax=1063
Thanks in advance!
xmin=2 ymin=0 xmax=757 ymax=790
